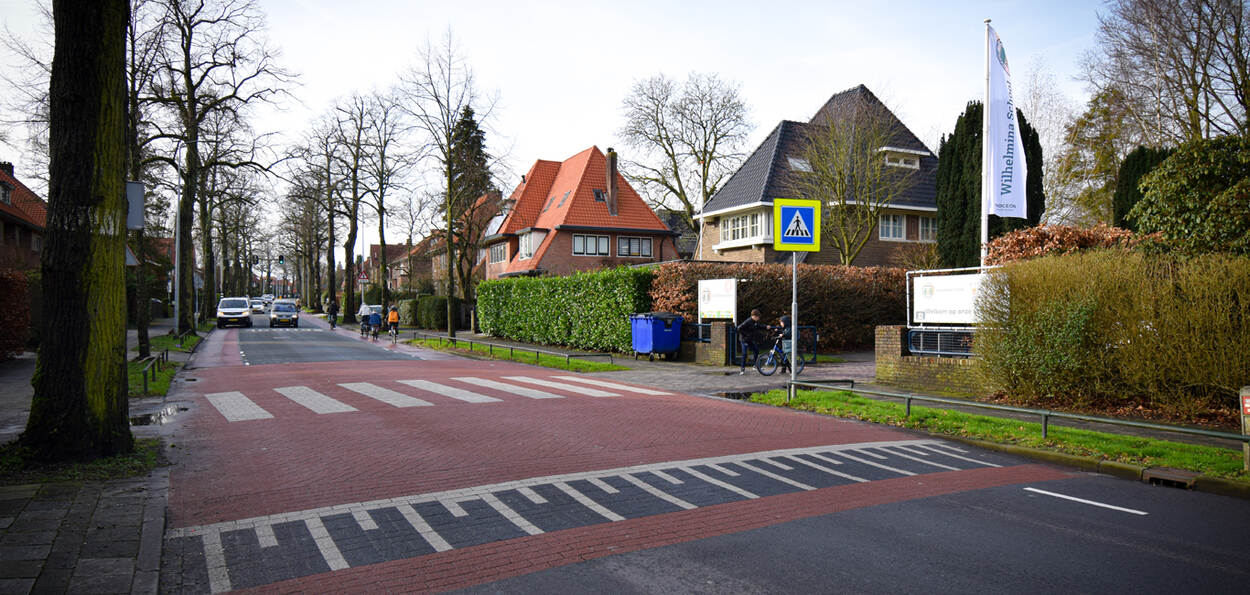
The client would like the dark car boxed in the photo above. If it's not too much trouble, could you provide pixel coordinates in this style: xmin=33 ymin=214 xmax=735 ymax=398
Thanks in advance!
xmin=268 ymin=301 xmax=300 ymax=328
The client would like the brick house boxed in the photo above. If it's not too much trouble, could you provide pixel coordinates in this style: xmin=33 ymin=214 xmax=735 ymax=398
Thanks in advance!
xmin=482 ymin=146 xmax=679 ymax=279
xmin=0 ymin=162 xmax=47 ymax=271
xmin=430 ymin=190 xmax=507 ymax=296
xmin=695 ymin=85 xmax=938 ymax=266
xmin=386 ymin=236 xmax=434 ymax=293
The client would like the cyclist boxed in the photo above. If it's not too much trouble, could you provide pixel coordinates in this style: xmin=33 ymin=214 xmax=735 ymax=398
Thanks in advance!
xmin=326 ymin=300 xmax=339 ymax=329
xmin=774 ymin=315 xmax=794 ymax=373
xmin=386 ymin=305 xmax=400 ymax=341
xmin=357 ymin=301 xmax=372 ymax=337
xmin=735 ymin=308 xmax=767 ymax=375
xmin=368 ymin=308 xmax=382 ymax=340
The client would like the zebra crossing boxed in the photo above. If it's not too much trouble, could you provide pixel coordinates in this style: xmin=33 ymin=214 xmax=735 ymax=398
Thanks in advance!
xmin=166 ymin=440 xmax=1008 ymax=593
xmin=201 ymin=376 xmax=669 ymax=422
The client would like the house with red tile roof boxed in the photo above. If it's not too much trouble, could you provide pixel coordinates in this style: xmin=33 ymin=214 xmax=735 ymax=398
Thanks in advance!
xmin=482 ymin=146 xmax=678 ymax=279
xmin=0 ymin=162 xmax=48 ymax=271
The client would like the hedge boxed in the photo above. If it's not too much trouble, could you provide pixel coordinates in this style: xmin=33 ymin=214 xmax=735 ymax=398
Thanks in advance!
xmin=477 ymin=267 xmax=653 ymax=352
xmin=416 ymin=295 xmax=462 ymax=330
xmin=649 ymin=262 xmax=906 ymax=351
xmin=398 ymin=298 xmax=419 ymax=326
xmin=976 ymin=251 xmax=1250 ymax=422
xmin=0 ymin=269 xmax=31 ymax=359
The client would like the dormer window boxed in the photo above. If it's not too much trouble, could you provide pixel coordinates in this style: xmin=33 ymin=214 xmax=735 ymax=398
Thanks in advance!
xmin=884 ymin=153 xmax=919 ymax=169
xmin=593 ymin=189 xmax=606 ymax=202
xmin=788 ymin=157 xmax=812 ymax=172
xmin=0 ymin=182 xmax=12 ymax=205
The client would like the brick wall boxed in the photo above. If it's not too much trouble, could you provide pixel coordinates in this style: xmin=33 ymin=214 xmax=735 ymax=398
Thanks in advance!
xmin=678 ymin=321 xmax=732 ymax=365
xmin=874 ymin=325 xmax=992 ymax=397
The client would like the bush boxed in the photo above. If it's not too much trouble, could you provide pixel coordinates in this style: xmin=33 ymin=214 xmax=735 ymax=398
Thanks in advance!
xmin=477 ymin=267 xmax=653 ymax=352
xmin=362 ymin=283 xmax=392 ymax=305
xmin=0 ymin=269 xmax=30 ymax=359
xmin=649 ymin=262 xmax=905 ymax=351
xmin=976 ymin=251 xmax=1250 ymax=420
xmin=416 ymin=295 xmax=462 ymax=330
xmin=984 ymin=223 xmax=1158 ymax=265
xmin=1134 ymin=135 xmax=1250 ymax=255
xmin=398 ymin=298 xmax=418 ymax=326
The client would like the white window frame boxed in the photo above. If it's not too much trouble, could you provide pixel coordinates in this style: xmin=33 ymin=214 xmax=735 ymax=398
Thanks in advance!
xmin=918 ymin=216 xmax=937 ymax=242
xmin=787 ymin=157 xmax=812 ymax=172
xmin=884 ymin=153 xmax=920 ymax=169
xmin=489 ymin=243 xmax=506 ymax=263
xmin=879 ymin=214 xmax=906 ymax=241
xmin=720 ymin=213 xmax=765 ymax=242
xmin=518 ymin=233 xmax=534 ymax=259
xmin=616 ymin=236 xmax=653 ymax=258
xmin=572 ymin=234 xmax=609 ymax=256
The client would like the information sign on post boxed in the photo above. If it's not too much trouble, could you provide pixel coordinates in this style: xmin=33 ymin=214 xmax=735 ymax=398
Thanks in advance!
xmin=773 ymin=198 xmax=822 ymax=401
xmin=698 ymin=279 xmax=737 ymax=322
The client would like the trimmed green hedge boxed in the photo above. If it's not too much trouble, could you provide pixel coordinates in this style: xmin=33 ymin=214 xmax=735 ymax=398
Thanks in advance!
xmin=477 ymin=267 xmax=653 ymax=352
xmin=416 ymin=295 xmax=461 ymax=330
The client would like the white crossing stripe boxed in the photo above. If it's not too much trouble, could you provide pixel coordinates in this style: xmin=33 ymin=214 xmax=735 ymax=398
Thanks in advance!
xmin=502 ymin=376 xmax=618 ymax=397
xmin=202 ymin=530 xmax=231 ymax=593
xmin=760 ymin=457 xmax=794 ymax=471
xmin=339 ymin=382 xmax=433 ymax=407
xmin=680 ymin=466 xmax=758 ymax=500
xmin=784 ymin=455 xmax=867 ymax=483
xmin=857 ymin=449 xmax=889 ymax=460
xmin=254 ymin=524 xmax=278 ymax=548
xmin=621 ymin=473 xmax=695 ymax=510
xmin=397 ymin=379 xmax=501 ymax=403
xmin=651 ymin=470 xmax=683 ymax=484
xmin=707 ymin=463 xmax=740 ymax=477
xmin=518 ymin=486 xmax=547 ymax=504
xmin=273 ymin=386 xmax=357 ymax=414
xmin=205 ymin=392 xmax=273 ymax=422
xmin=736 ymin=461 xmax=814 ymax=491
xmin=588 ymin=477 xmax=619 ymax=494
xmin=399 ymin=504 xmax=452 ymax=552
xmin=881 ymin=446 xmax=961 ymax=471
xmin=839 ymin=450 xmax=915 ymax=476
xmin=1024 ymin=487 xmax=1149 ymax=515
xmin=551 ymin=375 xmax=671 ymax=395
xmin=481 ymin=493 xmax=544 ymax=535
xmin=352 ymin=509 xmax=378 ymax=531
xmin=442 ymin=499 xmax=469 ymax=517
xmin=554 ymin=482 xmax=624 ymax=521
xmin=453 ymin=377 xmax=564 ymax=399
xmin=304 ymin=517 xmax=349 ymax=570
xmin=919 ymin=444 xmax=1001 ymax=467
xmin=807 ymin=453 xmax=844 ymax=466
xmin=895 ymin=445 xmax=933 ymax=457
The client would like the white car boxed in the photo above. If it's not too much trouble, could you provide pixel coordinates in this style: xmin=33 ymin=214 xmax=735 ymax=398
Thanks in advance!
xmin=216 ymin=297 xmax=253 ymax=328
xmin=250 ymin=299 xmax=266 ymax=313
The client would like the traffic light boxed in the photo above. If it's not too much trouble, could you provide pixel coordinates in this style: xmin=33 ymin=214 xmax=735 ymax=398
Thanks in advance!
xmin=278 ymin=254 xmax=284 ymax=264
xmin=252 ymin=256 xmax=259 ymax=265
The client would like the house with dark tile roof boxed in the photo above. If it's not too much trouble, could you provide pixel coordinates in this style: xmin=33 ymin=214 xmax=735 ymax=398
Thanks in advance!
xmin=482 ymin=146 xmax=679 ymax=279
xmin=695 ymin=85 xmax=938 ymax=266
xmin=0 ymin=162 xmax=47 ymax=271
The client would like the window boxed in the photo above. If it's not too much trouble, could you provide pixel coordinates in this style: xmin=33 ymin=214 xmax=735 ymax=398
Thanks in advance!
xmin=0 ymin=182 xmax=11 ymax=205
xmin=617 ymin=237 xmax=653 ymax=258
xmin=489 ymin=243 xmax=506 ymax=263
xmin=787 ymin=157 xmax=812 ymax=172
xmin=918 ymin=216 xmax=937 ymax=242
xmin=519 ymin=233 xmax=534 ymax=259
xmin=573 ymin=234 xmax=609 ymax=256
xmin=720 ymin=213 xmax=764 ymax=242
xmin=885 ymin=153 xmax=920 ymax=169
xmin=593 ymin=189 xmax=606 ymax=202
xmin=879 ymin=214 xmax=906 ymax=240
xmin=31 ymin=234 xmax=41 ymax=252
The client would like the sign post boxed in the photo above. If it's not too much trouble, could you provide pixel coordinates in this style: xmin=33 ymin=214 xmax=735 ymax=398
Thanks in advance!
xmin=1241 ymin=387 xmax=1250 ymax=471
xmin=773 ymin=198 xmax=821 ymax=402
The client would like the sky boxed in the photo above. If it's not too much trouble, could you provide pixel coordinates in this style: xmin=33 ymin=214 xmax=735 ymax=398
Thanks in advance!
xmin=0 ymin=0 xmax=1105 ymax=265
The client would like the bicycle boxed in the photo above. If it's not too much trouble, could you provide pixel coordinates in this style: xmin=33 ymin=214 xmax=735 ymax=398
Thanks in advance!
xmin=755 ymin=335 xmax=805 ymax=376
xmin=389 ymin=323 xmax=398 ymax=345
xmin=360 ymin=319 xmax=370 ymax=338
xmin=328 ymin=314 xmax=337 ymax=329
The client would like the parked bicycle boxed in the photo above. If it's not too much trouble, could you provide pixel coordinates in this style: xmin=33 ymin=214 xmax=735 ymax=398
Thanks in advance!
xmin=755 ymin=335 xmax=805 ymax=376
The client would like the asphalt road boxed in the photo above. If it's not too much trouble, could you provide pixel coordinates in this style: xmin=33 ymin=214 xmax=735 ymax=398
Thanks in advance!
xmin=159 ymin=316 xmax=1250 ymax=593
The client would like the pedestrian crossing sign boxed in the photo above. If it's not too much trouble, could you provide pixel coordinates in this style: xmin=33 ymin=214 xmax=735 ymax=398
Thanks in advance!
xmin=773 ymin=198 xmax=821 ymax=252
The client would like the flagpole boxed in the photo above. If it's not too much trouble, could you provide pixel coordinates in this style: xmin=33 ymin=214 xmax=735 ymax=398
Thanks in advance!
xmin=981 ymin=18 xmax=991 ymax=268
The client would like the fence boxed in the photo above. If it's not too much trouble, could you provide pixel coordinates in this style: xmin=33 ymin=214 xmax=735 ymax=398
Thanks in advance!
xmin=138 ymin=349 xmax=170 ymax=397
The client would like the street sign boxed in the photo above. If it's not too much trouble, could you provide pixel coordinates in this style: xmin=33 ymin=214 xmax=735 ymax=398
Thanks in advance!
xmin=357 ymin=271 xmax=369 ymax=285
xmin=773 ymin=198 xmax=821 ymax=252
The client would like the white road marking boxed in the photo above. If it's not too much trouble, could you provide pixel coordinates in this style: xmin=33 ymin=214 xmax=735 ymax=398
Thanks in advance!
xmin=502 ymin=376 xmax=619 ymax=397
xmin=254 ymin=524 xmax=278 ymax=548
xmin=202 ymin=530 xmax=231 ymax=593
xmin=205 ymin=392 xmax=273 ymax=422
xmin=441 ymin=499 xmax=469 ymax=517
xmin=918 ymin=444 xmax=1001 ymax=467
xmin=553 ymin=482 xmax=625 ymax=521
xmin=1024 ymin=488 xmax=1149 ymax=515
xmin=351 ymin=509 xmax=378 ymax=531
xmin=857 ymin=448 xmax=889 ymax=460
xmin=651 ymin=470 xmax=683 ymax=484
xmin=273 ymin=386 xmax=357 ymax=414
xmin=881 ymin=446 xmax=961 ymax=471
xmin=680 ymin=467 xmax=758 ymax=500
xmin=736 ymin=461 xmax=814 ymax=490
xmin=621 ymin=473 xmax=695 ymax=510
xmin=517 ymin=486 xmax=547 ymax=504
xmin=588 ymin=477 xmax=620 ymax=494
xmin=304 ymin=517 xmax=349 ymax=570
xmin=807 ymin=453 xmax=844 ymax=466
xmin=707 ymin=463 xmax=740 ymax=477
xmin=482 ymin=493 xmax=544 ymax=535
xmin=339 ymin=382 xmax=433 ymax=407
xmin=551 ymin=375 xmax=671 ymax=395
xmin=760 ymin=457 xmax=794 ymax=471
xmin=453 ymin=377 xmax=565 ymax=399
xmin=398 ymin=504 xmax=452 ymax=552
xmin=784 ymin=455 xmax=867 ymax=483
xmin=839 ymin=451 xmax=916 ymax=476
xmin=397 ymin=379 xmax=502 ymax=403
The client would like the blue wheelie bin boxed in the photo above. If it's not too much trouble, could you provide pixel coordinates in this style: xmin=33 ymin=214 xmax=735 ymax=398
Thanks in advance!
xmin=630 ymin=312 xmax=683 ymax=361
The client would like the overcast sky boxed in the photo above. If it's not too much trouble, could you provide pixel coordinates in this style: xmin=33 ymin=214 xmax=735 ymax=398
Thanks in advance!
xmin=0 ymin=0 xmax=1104 ymax=262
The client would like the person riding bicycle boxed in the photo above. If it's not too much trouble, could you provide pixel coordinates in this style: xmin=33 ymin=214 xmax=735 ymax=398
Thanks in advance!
xmin=772 ymin=315 xmax=794 ymax=372
xmin=326 ymin=300 xmax=339 ymax=329
xmin=368 ymin=309 xmax=382 ymax=339
xmin=357 ymin=302 xmax=372 ymax=336
xmin=386 ymin=305 xmax=400 ymax=336
xmin=736 ymin=308 xmax=767 ymax=375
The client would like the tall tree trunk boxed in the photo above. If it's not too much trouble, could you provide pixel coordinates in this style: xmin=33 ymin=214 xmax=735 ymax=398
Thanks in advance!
xmin=198 ymin=175 xmax=216 ymax=317
xmin=378 ymin=208 xmax=388 ymax=309
xmin=25 ymin=0 xmax=133 ymax=461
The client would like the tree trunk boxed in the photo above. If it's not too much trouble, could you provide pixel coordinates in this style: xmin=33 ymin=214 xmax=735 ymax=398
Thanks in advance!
xmin=378 ymin=209 xmax=388 ymax=309
xmin=25 ymin=0 xmax=133 ymax=461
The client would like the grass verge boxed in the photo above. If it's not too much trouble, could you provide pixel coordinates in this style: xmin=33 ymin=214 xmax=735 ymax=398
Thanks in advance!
xmin=408 ymin=338 xmax=628 ymax=372
xmin=0 ymin=438 xmax=162 ymax=485
xmin=751 ymin=389 xmax=1249 ymax=482
xmin=127 ymin=359 xmax=181 ymax=398
xmin=131 ymin=321 xmax=215 ymax=354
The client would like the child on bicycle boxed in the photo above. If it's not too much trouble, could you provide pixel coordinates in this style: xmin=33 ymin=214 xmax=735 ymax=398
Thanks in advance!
xmin=386 ymin=305 xmax=400 ymax=337
xmin=368 ymin=309 xmax=382 ymax=339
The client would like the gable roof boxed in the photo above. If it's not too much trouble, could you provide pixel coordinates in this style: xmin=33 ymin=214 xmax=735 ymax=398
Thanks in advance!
xmin=0 ymin=165 xmax=47 ymax=229
xmin=699 ymin=84 xmax=938 ymax=218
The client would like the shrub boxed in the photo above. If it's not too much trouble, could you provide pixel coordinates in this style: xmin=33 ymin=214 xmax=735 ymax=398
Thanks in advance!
xmin=1134 ymin=135 xmax=1250 ymax=255
xmin=416 ymin=295 xmax=462 ymax=330
xmin=477 ymin=267 xmax=653 ymax=352
xmin=976 ymin=251 xmax=1250 ymax=420
xmin=984 ymin=223 xmax=1156 ymax=265
xmin=398 ymin=299 xmax=418 ymax=326
xmin=649 ymin=262 xmax=905 ymax=351
xmin=0 ymin=269 xmax=30 ymax=358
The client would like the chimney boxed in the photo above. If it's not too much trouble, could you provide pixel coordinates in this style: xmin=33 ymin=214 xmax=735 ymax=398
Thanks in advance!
xmin=605 ymin=147 xmax=619 ymax=216
xmin=521 ymin=174 xmax=526 ymax=184
xmin=0 ymin=162 xmax=12 ymax=176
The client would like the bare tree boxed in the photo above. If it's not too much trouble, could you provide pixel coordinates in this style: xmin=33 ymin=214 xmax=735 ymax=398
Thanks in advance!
xmin=362 ymin=89 xmax=419 ymax=309
xmin=1018 ymin=59 xmax=1079 ymax=223
xmin=618 ymin=72 xmax=753 ymax=231
xmin=332 ymin=93 xmax=372 ymax=321
xmin=0 ymin=2 xmax=53 ymax=194
xmin=790 ymin=92 xmax=921 ymax=265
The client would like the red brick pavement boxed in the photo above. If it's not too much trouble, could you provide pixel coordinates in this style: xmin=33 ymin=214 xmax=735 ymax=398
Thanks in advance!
xmin=235 ymin=464 xmax=1073 ymax=593
xmin=169 ymin=359 xmax=914 ymax=528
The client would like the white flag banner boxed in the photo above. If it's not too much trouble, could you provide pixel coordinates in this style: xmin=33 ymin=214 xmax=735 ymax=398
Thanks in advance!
xmin=984 ymin=24 xmax=1027 ymax=219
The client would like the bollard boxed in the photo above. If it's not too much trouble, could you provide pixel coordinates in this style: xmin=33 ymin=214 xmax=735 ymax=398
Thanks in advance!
xmin=1241 ymin=386 xmax=1250 ymax=472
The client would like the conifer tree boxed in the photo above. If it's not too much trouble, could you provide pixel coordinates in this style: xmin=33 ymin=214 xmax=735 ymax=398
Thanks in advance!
xmin=1113 ymin=145 xmax=1173 ymax=231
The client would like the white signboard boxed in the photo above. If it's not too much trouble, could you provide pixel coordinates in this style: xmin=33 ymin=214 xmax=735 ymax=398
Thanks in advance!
xmin=912 ymin=274 xmax=985 ymax=325
xmin=698 ymin=278 xmax=737 ymax=321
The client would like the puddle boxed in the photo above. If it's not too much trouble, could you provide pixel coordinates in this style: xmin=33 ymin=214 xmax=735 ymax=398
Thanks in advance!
xmin=714 ymin=392 xmax=756 ymax=401
xmin=130 ymin=404 xmax=187 ymax=426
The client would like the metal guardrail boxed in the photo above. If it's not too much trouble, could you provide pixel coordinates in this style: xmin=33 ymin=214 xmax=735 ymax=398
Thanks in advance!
xmin=787 ymin=380 xmax=1250 ymax=452
xmin=411 ymin=331 xmax=615 ymax=369
xmin=907 ymin=328 xmax=975 ymax=357
xmin=138 ymin=349 xmax=170 ymax=396
xmin=176 ymin=328 xmax=196 ymax=348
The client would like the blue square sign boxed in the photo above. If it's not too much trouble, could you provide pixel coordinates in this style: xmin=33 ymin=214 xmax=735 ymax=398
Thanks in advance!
xmin=773 ymin=199 xmax=821 ymax=251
